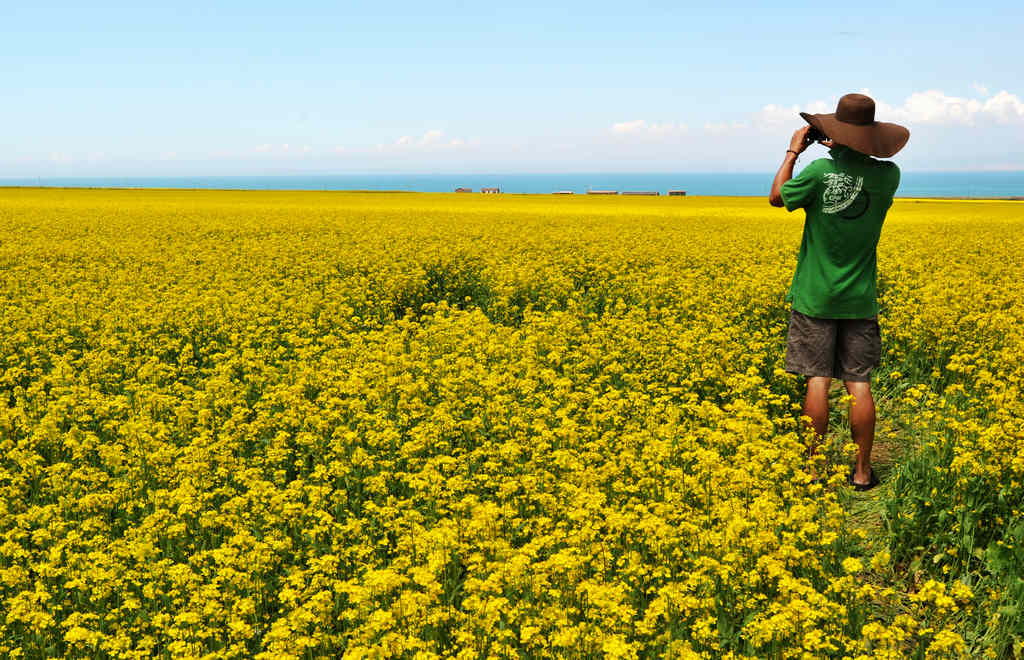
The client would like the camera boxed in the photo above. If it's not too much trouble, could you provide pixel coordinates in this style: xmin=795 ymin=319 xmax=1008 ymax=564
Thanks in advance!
xmin=805 ymin=126 xmax=827 ymax=144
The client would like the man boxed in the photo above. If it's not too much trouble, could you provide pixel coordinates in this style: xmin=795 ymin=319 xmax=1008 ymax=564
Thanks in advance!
xmin=768 ymin=93 xmax=909 ymax=491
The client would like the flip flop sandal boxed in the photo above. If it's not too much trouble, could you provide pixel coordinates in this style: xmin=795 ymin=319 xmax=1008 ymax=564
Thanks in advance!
xmin=848 ymin=467 xmax=879 ymax=492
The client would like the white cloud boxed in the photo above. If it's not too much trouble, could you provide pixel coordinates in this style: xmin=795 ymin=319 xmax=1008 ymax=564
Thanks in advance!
xmin=878 ymin=89 xmax=1024 ymax=125
xmin=703 ymin=120 xmax=749 ymax=134
xmin=748 ymin=101 xmax=830 ymax=130
xmin=612 ymin=119 xmax=646 ymax=134
xmin=757 ymin=89 xmax=1024 ymax=130
xmin=250 ymin=143 xmax=318 ymax=157
xmin=702 ymin=89 xmax=1024 ymax=138
xmin=392 ymin=129 xmax=472 ymax=149
xmin=751 ymin=104 xmax=799 ymax=126
xmin=18 ymin=86 xmax=1020 ymax=176
xmin=698 ymin=100 xmax=828 ymax=136
xmin=611 ymin=119 xmax=687 ymax=137
xmin=879 ymin=91 xmax=977 ymax=124
xmin=585 ymin=87 xmax=1024 ymax=172
xmin=980 ymin=91 xmax=1024 ymax=122
xmin=420 ymin=129 xmax=444 ymax=145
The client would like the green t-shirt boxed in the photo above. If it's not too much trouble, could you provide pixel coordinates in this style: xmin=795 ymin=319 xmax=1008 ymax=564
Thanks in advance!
xmin=780 ymin=145 xmax=901 ymax=319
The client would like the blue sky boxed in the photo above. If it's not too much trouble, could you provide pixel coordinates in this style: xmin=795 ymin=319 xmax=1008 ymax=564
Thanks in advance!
xmin=3 ymin=1 xmax=1023 ymax=175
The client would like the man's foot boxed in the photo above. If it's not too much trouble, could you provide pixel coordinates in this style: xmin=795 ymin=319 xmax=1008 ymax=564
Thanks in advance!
xmin=848 ymin=467 xmax=879 ymax=491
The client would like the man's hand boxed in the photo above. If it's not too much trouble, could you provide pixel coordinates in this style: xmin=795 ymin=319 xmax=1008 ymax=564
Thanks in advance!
xmin=790 ymin=126 xmax=833 ymax=154
xmin=790 ymin=126 xmax=812 ymax=155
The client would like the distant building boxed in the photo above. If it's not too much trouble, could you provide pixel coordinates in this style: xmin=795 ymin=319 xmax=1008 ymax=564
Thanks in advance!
xmin=622 ymin=191 xmax=659 ymax=196
xmin=481 ymin=187 xmax=500 ymax=194
xmin=455 ymin=187 xmax=472 ymax=193
xmin=668 ymin=190 xmax=687 ymax=196
xmin=552 ymin=190 xmax=574 ymax=195
xmin=587 ymin=190 xmax=618 ymax=195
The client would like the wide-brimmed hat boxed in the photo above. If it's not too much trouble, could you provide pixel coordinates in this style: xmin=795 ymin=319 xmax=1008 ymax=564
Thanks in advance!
xmin=800 ymin=93 xmax=909 ymax=158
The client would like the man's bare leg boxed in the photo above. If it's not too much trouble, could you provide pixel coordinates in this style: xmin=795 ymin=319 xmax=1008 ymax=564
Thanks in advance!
xmin=844 ymin=380 xmax=875 ymax=485
xmin=803 ymin=376 xmax=831 ymax=450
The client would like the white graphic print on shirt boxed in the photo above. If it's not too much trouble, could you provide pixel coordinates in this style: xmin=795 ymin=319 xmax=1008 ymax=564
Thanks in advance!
xmin=822 ymin=172 xmax=864 ymax=214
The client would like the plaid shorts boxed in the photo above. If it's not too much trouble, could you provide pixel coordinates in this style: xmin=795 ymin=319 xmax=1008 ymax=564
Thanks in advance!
xmin=784 ymin=309 xmax=882 ymax=382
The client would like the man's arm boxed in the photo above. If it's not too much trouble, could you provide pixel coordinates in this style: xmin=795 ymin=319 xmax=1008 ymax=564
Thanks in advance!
xmin=769 ymin=126 xmax=811 ymax=207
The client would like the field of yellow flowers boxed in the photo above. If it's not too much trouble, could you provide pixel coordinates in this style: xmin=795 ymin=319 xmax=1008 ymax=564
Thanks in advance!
xmin=1 ymin=188 xmax=1022 ymax=659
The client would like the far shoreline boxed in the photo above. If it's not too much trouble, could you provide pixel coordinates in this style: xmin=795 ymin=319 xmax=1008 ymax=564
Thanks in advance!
xmin=0 ymin=185 xmax=1022 ymax=201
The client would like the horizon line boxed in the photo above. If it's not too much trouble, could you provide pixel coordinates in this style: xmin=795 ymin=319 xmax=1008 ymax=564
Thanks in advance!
xmin=4 ymin=168 xmax=1024 ymax=181
xmin=1 ymin=184 xmax=1021 ymax=202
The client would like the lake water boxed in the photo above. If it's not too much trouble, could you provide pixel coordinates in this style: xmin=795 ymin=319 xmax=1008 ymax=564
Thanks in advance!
xmin=3 ymin=171 xmax=1023 ymax=198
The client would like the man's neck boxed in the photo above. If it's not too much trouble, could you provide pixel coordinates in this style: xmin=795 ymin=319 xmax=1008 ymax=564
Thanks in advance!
xmin=829 ymin=144 xmax=871 ymax=161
